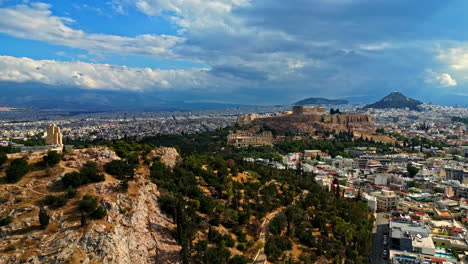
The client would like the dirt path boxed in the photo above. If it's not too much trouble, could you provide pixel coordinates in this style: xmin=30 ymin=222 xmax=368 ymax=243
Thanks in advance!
xmin=252 ymin=191 xmax=307 ymax=264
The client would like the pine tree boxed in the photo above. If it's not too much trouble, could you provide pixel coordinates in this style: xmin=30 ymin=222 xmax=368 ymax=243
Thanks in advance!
xmin=39 ymin=208 xmax=50 ymax=230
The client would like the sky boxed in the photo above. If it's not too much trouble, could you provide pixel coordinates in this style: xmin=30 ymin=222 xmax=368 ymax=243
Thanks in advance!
xmin=0 ymin=0 xmax=468 ymax=106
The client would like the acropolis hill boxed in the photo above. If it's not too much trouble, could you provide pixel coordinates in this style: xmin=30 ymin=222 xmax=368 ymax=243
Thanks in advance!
xmin=238 ymin=105 xmax=375 ymax=134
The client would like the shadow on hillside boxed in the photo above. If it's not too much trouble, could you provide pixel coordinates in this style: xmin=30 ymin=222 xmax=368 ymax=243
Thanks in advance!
xmin=10 ymin=225 xmax=41 ymax=236
xmin=0 ymin=177 xmax=8 ymax=184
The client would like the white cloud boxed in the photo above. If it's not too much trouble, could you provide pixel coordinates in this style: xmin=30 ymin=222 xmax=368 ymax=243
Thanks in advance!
xmin=127 ymin=0 xmax=250 ymax=32
xmin=425 ymin=70 xmax=457 ymax=87
xmin=437 ymin=73 xmax=457 ymax=87
xmin=0 ymin=55 xmax=212 ymax=91
xmin=359 ymin=42 xmax=392 ymax=51
xmin=437 ymin=47 xmax=468 ymax=71
xmin=0 ymin=3 xmax=183 ymax=58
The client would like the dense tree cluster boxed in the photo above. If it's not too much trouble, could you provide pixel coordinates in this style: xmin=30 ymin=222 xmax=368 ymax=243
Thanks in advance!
xmin=275 ymin=134 xmax=395 ymax=157
xmin=12 ymin=133 xmax=45 ymax=146
xmin=0 ymin=145 xmax=20 ymax=154
xmin=62 ymin=161 xmax=104 ymax=188
xmin=140 ymin=128 xmax=230 ymax=155
xmin=104 ymin=159 xmax=135 ymax=179
xmin=150 ymin=152 xmax=373 ymax=264
xmin=452 ymin=116 xmax=468 ymax=125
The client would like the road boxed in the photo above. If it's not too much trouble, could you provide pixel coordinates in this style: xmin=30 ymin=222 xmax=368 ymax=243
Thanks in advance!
xmin=370 ymin=212 xmax=389 ymax=264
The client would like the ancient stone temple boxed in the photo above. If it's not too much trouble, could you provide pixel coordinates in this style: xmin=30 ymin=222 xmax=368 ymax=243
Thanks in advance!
xmin=45 ymin=124 xmax=63 ymax=146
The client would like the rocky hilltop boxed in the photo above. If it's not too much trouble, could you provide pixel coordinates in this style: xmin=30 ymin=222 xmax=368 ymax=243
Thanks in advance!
xmin=364 ymin=91 xmax=423 ymax=111
xmin=250 ymin=113 xmax=375 ymax=134
xmin=0 ymin=148 xmax=180 ymax=264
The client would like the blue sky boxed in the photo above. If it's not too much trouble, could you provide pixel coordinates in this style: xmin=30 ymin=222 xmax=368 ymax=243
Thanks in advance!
xmin=0 ymin=0 xmax=467 ymax=106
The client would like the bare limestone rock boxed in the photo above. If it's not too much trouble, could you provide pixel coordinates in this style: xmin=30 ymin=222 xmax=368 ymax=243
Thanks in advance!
xmin=0 ymin=179 xmax=181 ymax=264
xmin=147 ymin=147 xmax=180 ymax=168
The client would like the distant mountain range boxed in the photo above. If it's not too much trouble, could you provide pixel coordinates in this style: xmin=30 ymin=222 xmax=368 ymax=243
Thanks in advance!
xmin=294 ymin=97 xmax=349 ymax=105
xmin=0 ymin=82 xmax=252 ymax=111
xmin=364 ymin=91 xmax=423 ymax=111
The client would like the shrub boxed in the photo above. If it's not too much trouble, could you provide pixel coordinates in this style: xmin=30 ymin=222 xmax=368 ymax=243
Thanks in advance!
xmin=119 ymin=180 xmax=129 ymax=192
xmin=236 ymin=243 xmax=245 ymax=251
xmin=43 ymin=195 xmax=67 ymax=209
xmin=222 ymin=234 xmax=235 ymax=247
xmin=90 ymin=206 xmax=107 ymax=219
xmin=0 ymin=216 xmax=12 ymax=226
xmin=66 ymin=188 xmax=77 ymax=198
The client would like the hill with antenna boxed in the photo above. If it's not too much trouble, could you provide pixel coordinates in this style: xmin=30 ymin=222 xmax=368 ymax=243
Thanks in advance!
xmin=364 ymin=92 xmax=423 ymax=111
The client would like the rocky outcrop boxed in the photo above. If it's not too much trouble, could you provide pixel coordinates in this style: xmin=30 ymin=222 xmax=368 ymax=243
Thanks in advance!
xmin=249 ymin=113 xmax=375 ymax=134
xmin=0 ymin=178 xmax=180 ymax=264
xmin=63 ymin=147 xmax=121 ymax=168
xmin=147 ymin=147 xmax=180 ymax=168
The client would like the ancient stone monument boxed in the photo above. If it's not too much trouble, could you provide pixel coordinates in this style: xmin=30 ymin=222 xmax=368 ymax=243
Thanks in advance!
xmin=237 ymin=105 xmax=375 ymax=135
xmin=45 ymin=124 xmax=63 ymax=146
xmin=227 ymin=131 xmax=273 ymax=147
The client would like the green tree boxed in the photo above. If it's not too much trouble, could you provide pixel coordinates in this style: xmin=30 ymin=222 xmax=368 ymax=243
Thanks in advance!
xmin=79 ymin=195 xmax=107 ymax=220
xmin=408 ymin=181 xmax=420 ymax=188
xmin=79 ymin=195 xmax=98 ymax=213
xmin=6 ymin=158 xmax=30 ymax=183
xmin=407 ymin=164 xmax=419 ymax=178
xmin=104 ymin=160 xmax=134 ymax=179
xmin=269 ymin=213 xmax=286 ymax=236
xmin=265 ymin=236 xmax=292 ymax=261
xmin=39 ymin=208 xmax=50 ymax=230
xmin=43 ymin=150 xmax=62 ymax=167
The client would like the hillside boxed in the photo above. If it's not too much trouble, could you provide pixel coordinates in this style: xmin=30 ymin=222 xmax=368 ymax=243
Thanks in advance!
xmin=0 ymin=138 xmax=374 ymax=264
xmin=294 ymin=97 xmax=349 ymax=105
xmin=364 ymin=91 xmax=423 ymax=111
xmin=0 ymin=148 xmax=180 ymax=264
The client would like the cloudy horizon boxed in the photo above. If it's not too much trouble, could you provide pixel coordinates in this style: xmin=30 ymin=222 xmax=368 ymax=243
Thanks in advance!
xmin=0 ymin=0 xmax=467 ymax=106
